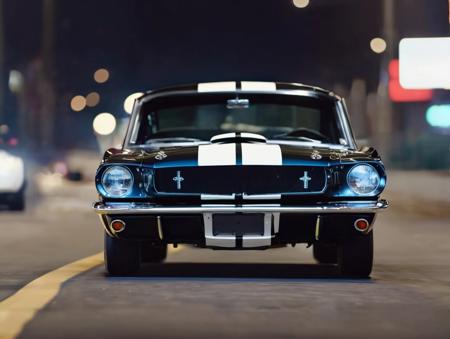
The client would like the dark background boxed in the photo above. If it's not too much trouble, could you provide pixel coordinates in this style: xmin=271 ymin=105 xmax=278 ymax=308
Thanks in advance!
xmin=0 ymin=0 xmax=449 ymax=167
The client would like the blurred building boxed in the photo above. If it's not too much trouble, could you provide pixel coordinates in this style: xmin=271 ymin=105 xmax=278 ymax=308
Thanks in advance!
xmin=0 ymin=0 xmax=449 ymax=168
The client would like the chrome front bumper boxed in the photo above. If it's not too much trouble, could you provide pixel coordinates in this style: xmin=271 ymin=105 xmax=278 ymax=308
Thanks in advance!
xmin=93 ymin=199 xmax=388 ymax=215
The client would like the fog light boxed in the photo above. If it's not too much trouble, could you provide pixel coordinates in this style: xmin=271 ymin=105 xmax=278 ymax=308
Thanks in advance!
xmin=110 ymin=219 xmax=126 ymax=233
xmin=354 ymin=218 xmax=369 ymax=232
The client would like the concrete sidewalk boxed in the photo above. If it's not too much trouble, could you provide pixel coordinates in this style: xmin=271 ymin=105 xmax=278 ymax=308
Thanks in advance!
xmin=384 ymin=170 xmax=450 ymax=217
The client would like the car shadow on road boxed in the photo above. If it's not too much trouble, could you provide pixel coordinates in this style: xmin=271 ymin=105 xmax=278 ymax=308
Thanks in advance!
xmin=123 ymin=263 xmax=372 ymax=281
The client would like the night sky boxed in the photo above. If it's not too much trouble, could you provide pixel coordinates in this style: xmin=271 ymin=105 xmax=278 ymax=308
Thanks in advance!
xmin=1 ymin=0 xmax=448 ymax=149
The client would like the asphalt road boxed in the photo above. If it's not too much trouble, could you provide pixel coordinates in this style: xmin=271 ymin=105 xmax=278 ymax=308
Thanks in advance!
xmin=1 ymin=180 xmax=450 ymax=339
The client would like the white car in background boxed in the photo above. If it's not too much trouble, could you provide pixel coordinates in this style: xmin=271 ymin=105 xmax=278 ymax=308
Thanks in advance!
xmin=0 ymin=148 xmax=25 ymax=210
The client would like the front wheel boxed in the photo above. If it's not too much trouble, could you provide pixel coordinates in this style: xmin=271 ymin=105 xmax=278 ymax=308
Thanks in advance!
xmin=104 ymin=233 xmax=140 ymax=276
xmin=141 ymin=243 xmax=167 ymax=263
xmin=313 ymin=242 xmax=338 ymax=264
xmin=338 ymin=231 xmax=373 ymax=278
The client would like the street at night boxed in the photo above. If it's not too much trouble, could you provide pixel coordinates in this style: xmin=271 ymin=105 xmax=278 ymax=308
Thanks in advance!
xmin=1 ymin=1 xmax=450 ymax=338
xmin=0 ymin=170 xmax=449 ymax=338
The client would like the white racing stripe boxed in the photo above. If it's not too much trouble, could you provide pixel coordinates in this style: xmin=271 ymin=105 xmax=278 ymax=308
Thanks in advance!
xmin=240 ymin=132 xmax=267 ymax=141
xmin=198 ymin=143 xmax=236 ymax=166
xmin=241 ymin=81 xmax=277 ymax=91
xmin=242 ymin=213 xmax=273 ymax=248
xmin=210 ymin=132 xmax=236 ymax=142
xmin=198 ymin=81 xmax=236 ymax=92
xmin=241 ymin=143 xmax=282 ymax=165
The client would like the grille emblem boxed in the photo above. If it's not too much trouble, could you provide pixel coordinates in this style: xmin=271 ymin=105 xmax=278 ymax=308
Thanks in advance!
xmin=299 ymin=171 xmax=311 ymax=189
xmin=155 ymin=151 xmax=167 ymax=160
xmin=311 ymin=150 xmax=322 ymax=160
xmin=173 ymin=170 xmax=184 ymax=190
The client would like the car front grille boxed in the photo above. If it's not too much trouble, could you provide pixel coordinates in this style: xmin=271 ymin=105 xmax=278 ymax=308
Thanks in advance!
xmin=154 ymin=166 xmax=327 ymax=195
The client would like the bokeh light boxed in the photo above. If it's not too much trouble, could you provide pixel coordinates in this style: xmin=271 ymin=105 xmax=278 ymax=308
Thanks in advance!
xmin=123 ymin=92 xmax=143 ymax=114
xmin=86 ymin=92 xmax=100 ymax=107
xmin=94 ymin=68 xmax=110 ymax=83
xmin=93 ymin=112 xmax=116 ymax=135
xmin=292 ymin=0 xmax=310 ymax=8
xmin=70 ymin=95 xmax=86 ymax=111
xmin=426 ymin=105 xmax=450 ymax=128
xmin=8 ymin=70 xmax=24 ymax=93
xmin=370 ymin=37 xmax=387 ymax=54
xmin=0 ymin=124 xmax=9 ymax=135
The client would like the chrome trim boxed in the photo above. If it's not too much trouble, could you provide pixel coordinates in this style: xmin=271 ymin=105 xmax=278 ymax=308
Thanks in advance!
xmin=157 ymin=216 xmax=164 ymax=240
xmin=315 ymin=216 xmax=321 ymax=241
xmin=110 ymin=219 xmax=126 ymax=233
xmin=99 ymin=215 xmax=114 ymax=237
xmin=93 ymin=199 xmax=388 ymax=215
xmin=124 ymin=86 xmax=341 ymax=148
xmin=129 ymin=108 xmax=141 ymax=144
xmin=337 ymin=99 xmax=357 ymax=150
xmin=242 ymin=193 xmax=281 ymax=200
xmin=201 ymin=194 xmax=236 ymax=200
xmin=354 ymin=218 xmax=372 ymax=234
xmin=273 ymin=212 xmax=280 ymax=233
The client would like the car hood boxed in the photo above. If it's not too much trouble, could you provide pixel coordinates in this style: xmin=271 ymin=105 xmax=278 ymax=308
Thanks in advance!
xmin=104 ymin=142 xmax=380 ymax=168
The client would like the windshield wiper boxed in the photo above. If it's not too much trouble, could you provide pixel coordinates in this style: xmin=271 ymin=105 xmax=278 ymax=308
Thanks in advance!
xmin=145 ymin=137 xmax=202 ymax=144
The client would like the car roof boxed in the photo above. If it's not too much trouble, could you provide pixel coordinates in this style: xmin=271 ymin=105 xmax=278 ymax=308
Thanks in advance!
xmin=139 ymin=81 xmax=341 ymax=102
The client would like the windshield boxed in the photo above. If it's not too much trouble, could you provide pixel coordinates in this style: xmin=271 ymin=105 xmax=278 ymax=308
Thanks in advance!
xmin=128 ymin=93 xmax=347 ymax=146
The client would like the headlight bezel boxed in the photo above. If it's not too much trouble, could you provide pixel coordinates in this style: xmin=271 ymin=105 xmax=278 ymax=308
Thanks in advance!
xmin=346 ymin=163 xmax=381 ymax=196
xmin=100 ymin=165 xmax=134 ymax=198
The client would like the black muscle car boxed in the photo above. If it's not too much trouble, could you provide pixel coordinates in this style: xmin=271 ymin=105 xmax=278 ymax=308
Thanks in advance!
xmin=94 ymin=81 xmax=388 ymax=277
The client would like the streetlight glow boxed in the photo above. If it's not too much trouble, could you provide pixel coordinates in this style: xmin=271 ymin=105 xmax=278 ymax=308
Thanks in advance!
xmin=94 ymin=68 xmax=110 ymax=83
xmin=293 ymin=0 xmax=310 ymax=9
xmin=93 ymin=112 xmax=116 ymax=135
xmin=370 ymin=37 xmax=387 ymax=54
xmin=124 ymin=92 xmax=143 ymax=114
xmin=0 ymin=125 xmax=9 ymax=135
xmin=8 ymin=70 xmax=24 ymax=93
xmin=86 ymin=92 xmax=100 ymax=107
xmin=70 ymin=95 xmax=86 ymax=111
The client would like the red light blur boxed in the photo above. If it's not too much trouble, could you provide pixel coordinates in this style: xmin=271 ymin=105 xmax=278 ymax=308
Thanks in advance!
xmin=8 ymin=138 xmax=19 ymax=146
xmin=389 ymin=59 xmax=432 ymax=102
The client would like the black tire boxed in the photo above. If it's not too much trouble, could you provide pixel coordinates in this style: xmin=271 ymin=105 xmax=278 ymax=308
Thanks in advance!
xmin=313 ymin=242 xmax=338 ymax=264
xmin=9 ymin=192 xmax=25 ymax=211
xmin=104 ymin=233 xmax=140 ymax=275
xmin=141 ymin=243 xmax=167 ymax=263
xmin=338 ymin=231 xmax=373 ymax=278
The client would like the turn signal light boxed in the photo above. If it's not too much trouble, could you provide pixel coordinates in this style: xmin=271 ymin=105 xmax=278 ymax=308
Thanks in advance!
xmin=354 ymin=218 xmax=370 ymax=232
xmin=110 ymin=220 xmax=126 ymax=233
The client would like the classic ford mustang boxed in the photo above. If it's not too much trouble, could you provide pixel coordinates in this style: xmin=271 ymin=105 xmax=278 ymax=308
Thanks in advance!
xmin=93 ymin=81 xmax=388 ymax=277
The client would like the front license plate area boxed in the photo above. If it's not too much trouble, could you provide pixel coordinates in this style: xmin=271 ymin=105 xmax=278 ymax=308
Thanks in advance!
xmin=212 ymin=214 xmax=265 ymax=236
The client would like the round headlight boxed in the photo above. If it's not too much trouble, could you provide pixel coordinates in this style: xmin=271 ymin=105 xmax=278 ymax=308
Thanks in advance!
xmin=101 ymin=166 xmax=134 ymax=197
xmin=347 ymin=164 xmax=380 ymax=195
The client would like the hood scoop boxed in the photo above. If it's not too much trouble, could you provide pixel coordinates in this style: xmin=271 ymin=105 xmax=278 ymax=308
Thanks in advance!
xmin=210 ymin=132 xmax=267 ymax=144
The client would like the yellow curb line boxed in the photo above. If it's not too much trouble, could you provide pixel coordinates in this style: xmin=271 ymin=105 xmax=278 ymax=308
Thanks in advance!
xmin=0 ymin=252 xmax=104 ymax=339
